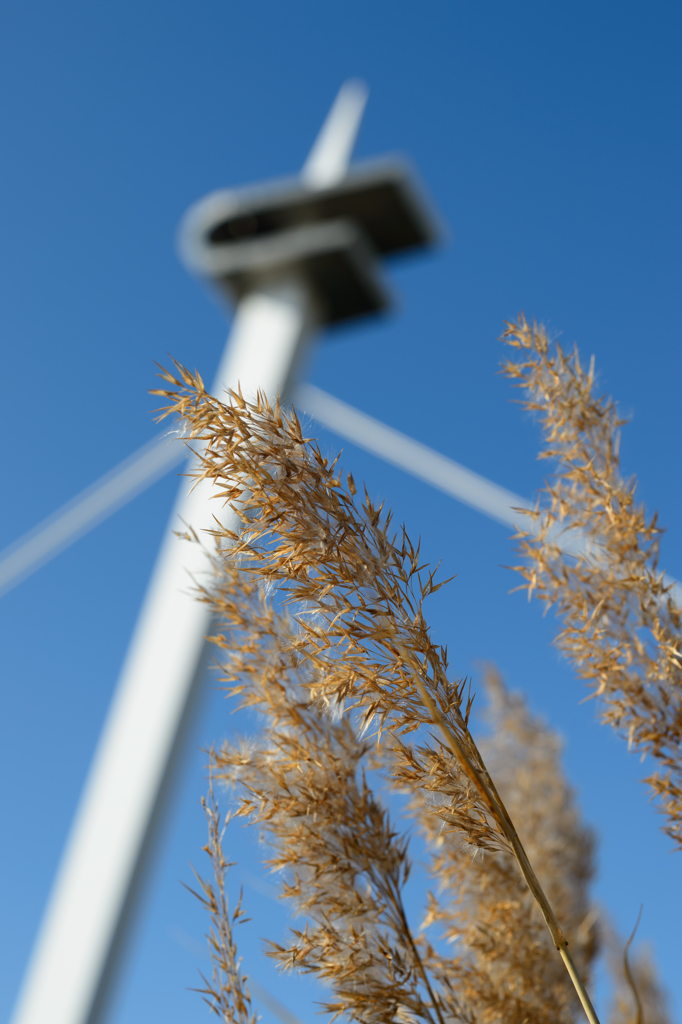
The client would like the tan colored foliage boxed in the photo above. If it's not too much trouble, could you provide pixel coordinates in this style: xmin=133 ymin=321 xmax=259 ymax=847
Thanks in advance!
xmin=154 ymin=363 xmax=601 ymax=1022
xmin=501 ymin=315 xmax=682 ymax=848
xmin=208 ymin=565 xmax=449 ymax=1024
xmin=202 ymin=562 xmax=598 ymax=1024
xmin=415 ymin=667 xmax=597 ymax=1024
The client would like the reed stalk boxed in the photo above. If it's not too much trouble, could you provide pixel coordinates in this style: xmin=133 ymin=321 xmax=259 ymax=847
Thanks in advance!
xmin=407 ymin=660 xmax=600 ymax=1024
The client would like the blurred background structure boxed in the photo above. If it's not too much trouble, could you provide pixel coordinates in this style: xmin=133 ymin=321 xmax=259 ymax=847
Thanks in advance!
xmin=11 ymin=80 xmax=445 ymax=1024
xmin=1 ymin=3 xmax=681 ymax=1023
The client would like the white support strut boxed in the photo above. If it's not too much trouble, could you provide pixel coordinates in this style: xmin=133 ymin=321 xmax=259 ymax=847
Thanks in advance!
xmin=11 ymin=278 xmax=315 ymax=1024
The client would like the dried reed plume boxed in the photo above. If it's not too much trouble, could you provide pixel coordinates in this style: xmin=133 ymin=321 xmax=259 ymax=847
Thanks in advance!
xmin=415 ymin=666 xmax=597 ymax=1024
xmin=154 ymin=363 xmax=599 ymax=1023
xmin=501 ymin=315 xmax=682 ymax=849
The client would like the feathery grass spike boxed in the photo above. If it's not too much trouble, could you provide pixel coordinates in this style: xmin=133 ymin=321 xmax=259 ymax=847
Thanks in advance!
xmin=157 ymin=360 xmax=601 ymax=1024
xmin=502 ymin=315 xmax=682 ymax=850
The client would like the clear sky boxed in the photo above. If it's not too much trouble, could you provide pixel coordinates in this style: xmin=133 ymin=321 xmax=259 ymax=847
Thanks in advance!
xmin=1 ymin=1 xmax=681 ymax=1021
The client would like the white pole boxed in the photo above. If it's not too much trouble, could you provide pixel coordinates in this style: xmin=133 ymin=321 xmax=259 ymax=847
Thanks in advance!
xmin=11 ymin=277 xmax=315 ymax=1024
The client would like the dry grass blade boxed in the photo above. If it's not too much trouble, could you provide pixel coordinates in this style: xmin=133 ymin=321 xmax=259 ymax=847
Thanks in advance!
xmin=154 ymin=361 xmax=600 ymax=1023
xmin=605 ymin=916 xmax=672 ymax=1024
xmin=501 ymin=315 xmax=682 ymax=850
xmin=622 ymin=908 xmax=644 ymax=1024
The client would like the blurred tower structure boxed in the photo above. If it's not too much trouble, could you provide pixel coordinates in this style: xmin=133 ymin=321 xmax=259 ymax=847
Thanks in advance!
xmin=12 ymin=81 xmax=439 ymax=1024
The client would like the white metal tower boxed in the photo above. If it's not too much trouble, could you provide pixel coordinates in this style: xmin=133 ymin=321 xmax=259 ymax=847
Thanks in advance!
xmin=11 ymin=82 xmax=439 ymax=1024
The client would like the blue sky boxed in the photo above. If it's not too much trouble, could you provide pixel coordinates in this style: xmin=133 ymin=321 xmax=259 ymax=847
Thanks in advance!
xmin=1 ymin=1 xmax=681 ymax=1021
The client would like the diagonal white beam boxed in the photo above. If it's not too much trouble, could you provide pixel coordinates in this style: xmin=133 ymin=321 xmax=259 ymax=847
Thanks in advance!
xmin=0 ymin=431 xmax=186 ymax=598
xmin=297 ymin=383 xmax=682 ymax=607
xmin=296 ymin=382 xmax=530 ymax=528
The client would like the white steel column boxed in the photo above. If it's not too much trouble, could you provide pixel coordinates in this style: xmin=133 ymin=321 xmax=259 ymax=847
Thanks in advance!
xmin=12 ymin=277 xmax=315 ymax=1024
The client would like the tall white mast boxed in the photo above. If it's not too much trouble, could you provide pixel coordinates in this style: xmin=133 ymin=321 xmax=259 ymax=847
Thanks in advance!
xmin=11 ymin=81 xmax=438 ymax=1024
